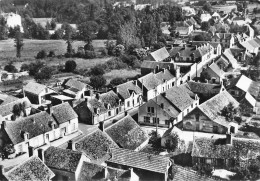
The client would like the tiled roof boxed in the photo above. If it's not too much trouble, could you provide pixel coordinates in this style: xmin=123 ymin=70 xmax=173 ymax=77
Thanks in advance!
xmin=99 ymin=90 xmax=120 ymax=108
xmin=208 ymin=62 xmax=224 ymax=77
xmin=24 ymin=82 xmax=48 ymax=95
xmin=0 ymin=97 xmax=31 ymax=117
xmin=107 ymin=147 xmax=171 ymax=174
xmin=75 ymin=129 xmax=119 ymax=163
xmin=192 ymin=137 xmax=260 ymax=160
xmin=0 ymin=93 xmax=19 ymax=105
xmin=5 ymin=156 xmax=55 ymax=181
xmin=44 ymin=146 xmax=82 ymax=172
xmin=52 ymin=102 xmax=78 ymax=124
xmin=65 ymin=79 xmax=86 ymax=91
xmin=164 ymin=86 xmax=195 ymax=111
xmin=176 ymin=27 xmax=189 ymax=35
xmin=4 ymin=111 xmax=57 ymax=144
xmin=172 ymin=165 xmax=217 ymax=181
xmin=214 ymin=33 xmax=233 ymax=40
xmin=151 ymin=95 xmax=180 ymax=118
xmin=105 ymin=115 xmax=149 ymax=150
xmin=140 ymin=61 xmax=175 ymax=70
xmin=162 ymin=126 xmax=182 ymax=139
xmin=87 ymin=98 xmax=107 ymax=114
xmin=187 ymin=81 xmax=221 ymax=95
xmin=155 ymin=69 xmax=175 ymax=82
xmin=116 ymin=80 xmax=142 ymax=100
xmin=223 ymin=49 xmax=238 ymax=68
xmin=149 ymin=47 xmax=170 ymax=62
xmin=78 ymin=162 xmax=126 ymax=181
xmin=199 ymin=91 xmax=239 ymax=127
xmin=138 ymin=73 xmax=162 ymax=90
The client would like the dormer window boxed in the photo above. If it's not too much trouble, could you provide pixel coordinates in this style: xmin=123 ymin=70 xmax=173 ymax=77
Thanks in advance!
xmin=94 ymin=107 xmax=100 ymax=114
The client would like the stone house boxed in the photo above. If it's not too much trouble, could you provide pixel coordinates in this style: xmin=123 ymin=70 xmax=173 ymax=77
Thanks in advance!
xmin=63 ymin=79 xmax=92 ymax=99
xmin=212 ymin=33 xmax=235 ymax=49
xmin=148 ymin=47 xmax=170 ymax=62
xmin=200 ymin=62 xmax=224 ymax=84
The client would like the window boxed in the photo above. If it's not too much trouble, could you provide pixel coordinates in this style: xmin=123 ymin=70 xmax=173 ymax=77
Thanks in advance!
xmin=108 ymin=111 xmax=111 ymax=117
xmin=147 ymin=107 xmax=155 ymax=114
xmin=144 ymin=116 xmax=150 ymax=123
xmin=165 ymin=120 xmax=169 ymax=125
xmin=153 ymin=117 xmax=159 ymax=124
xmin=127 ymin=101 xmax=130 ymax=107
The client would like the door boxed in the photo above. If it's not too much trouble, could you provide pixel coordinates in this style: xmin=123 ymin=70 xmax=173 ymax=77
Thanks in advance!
xmin=45 ymin=134 xmax=49 ymax=143
xmin=116 ymin=108 xmax=119 ymax=114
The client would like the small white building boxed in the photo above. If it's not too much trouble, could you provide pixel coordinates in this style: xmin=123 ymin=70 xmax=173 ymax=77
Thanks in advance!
xmin=1 ymin=12 xmax=24 ymax=32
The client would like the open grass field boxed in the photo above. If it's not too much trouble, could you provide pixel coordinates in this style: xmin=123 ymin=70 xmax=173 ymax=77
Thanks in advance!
xmin=0 ymin=39 xmax=108 ymax=58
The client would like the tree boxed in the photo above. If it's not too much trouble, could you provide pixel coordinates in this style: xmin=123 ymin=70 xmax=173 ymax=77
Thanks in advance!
xmin=165 ymin=132 xmax=179 ymax=152
xmin=8 ymin=25 xmax=21 ymax=38
xmin=200 ymin=71 xmax=211 ymax=82
xmin=201 ymin=21 xmax=210 ymax=31
xmin=90 ymin=66 xmax=105 ymax=76
xmin=0 ymin=16 xmax=8 ymax=40
xmin=20 ymin=63 xmax=30 ymax=72
xmin=3 ymin=144 xmax=15 ymax=159
xmin=4 ymin=62 xmax=18 ymax=73
xmin=220 ymin=103 xmax=239 ymax=122
xmin=14 ymin=31 xmax=24 ymax=58
xmin=202 ymin=2 xmax=212 ymax=13
xmin=35 ymin=66 xmax=54 ymax=81
xmin=193 ymin=34 xmax=205 ymax=41
xmin=153 ymin=42 xmax=165 ymax=51
xmin=148 ymin=130 xmax=161 ymax=147
xmin=77 ymin=21 xmax=99 ymax=44
xmin=109 ymin=77 xmax=126 ymax=87
xmin=113 ymin=44 xmax=125 ymax=57
xmin=36 ymin=50 xmax=47 ymax=59
xmin=28 ymin=61 xmax=45 ymax=76
xmin=51 ymin=29 xmax=64 ymax=39
xmin=65 ymin=60 xmax=77 ymax=72
xmin=90 ymin=75 xmax=106 ymax=89
xmin=50 ymin=19 xmax=56 ymax=30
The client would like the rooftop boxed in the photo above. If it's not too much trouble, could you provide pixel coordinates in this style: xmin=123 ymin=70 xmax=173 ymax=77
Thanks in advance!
xmin=52 ymin=102 xmax=78 ymax=124
xmin=23 ymin=82 xmax=48 ymax=95
xmin=65 ymin=79 xmax=87 ymax=91
xmin=0 ymin=97 xmax=31 ymax=117
xmin=187 ymin=81 xmax=222 ymax=96
xmin=149 ymin=47 xmax=170 ymax=62
xmin=116 ymin=80 xmax=142 ymax=100
xmin=44 ymin=146 xmax=83 ymax=172
xmin=105 ymin=115 xmax=149 ymax=150
xmin=107 ymin=147 xmax=171 ymax=174
xmin=99 ymin=90 xmax=120 ymax=108
xmin=5 ymin=156 xmax=55 ymax=181
xmin=138 ymin=72 xmax=162 ymax=90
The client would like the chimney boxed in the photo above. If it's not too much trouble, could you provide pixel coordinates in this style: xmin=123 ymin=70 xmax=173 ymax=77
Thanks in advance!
xmin=0 ymin=165 xmax=4 ymax=177
xmin=47 ymin=104 xmax=53 ymax=115
xmin=129 ymin=168 xmax=134 ymax=178
xmin=1 ymin=121 xmax=6 ymax=130
xmin=85 ymin=97 xmax=88 ymax=102
xmin=161 ymin=103 xmax=164 ymax=109
xmin=156 ymin=65 xmax=160 ymax=73
xmin=163 ymin=68 xmax=166 ymax=73
xmin=124 ymin=111 xmax=128 ymax=116
xmin=99 ymin=121 xmax=105 ymax=132
xmin=132 ymin=80 xmax=137 ymax=86
xmin=226 ymin=133 xmax=233 ymax=145
xmin=67 ymin=140 xmax=75 ymax=150
xmin=162 ymin=92 xmax=166 ymax=97
xmin=28 ymin=146 xmax=34 ymax=157
xmin=38 ymin=148 xmax=45 ymax=162
xmin=103 ymin=167 xmax=108 ymax=179
xmin=176 ymin=66 xmax=180 ymax=79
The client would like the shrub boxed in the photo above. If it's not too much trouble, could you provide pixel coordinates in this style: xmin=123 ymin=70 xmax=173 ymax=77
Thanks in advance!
xmin=4 ymin=63 xmax=18 ymax=73
xmin=90 ymin=75 xmax=106 ymax=89
xmin=34 ymin=66 xmax=55 ymax=81
xmin=85 ymin=51 xmax=96 ymax=59
xmin=65 ymin=60 xmax=77 ymax=72
xmin=105 ymin=58 xmax=128 ymax=70
xmin=84 ymin=43 xmax=94 ymax=51
xmin=109 ymin=77 xmax=126 ymax=87
xmin=36 ymin=50 xmax=47 ymax=59
xmin=20 ymin=63 xmax=30 ymax=72
xmin=99 ymin=48 xmax=108 ymax=57
xmin=48 ymin=50 xmax=55 ymax=57
xmin=105 ymin=40 xmax=116 ymax=55
xmin=90 ymin=66 xmax=105 ymax=76
xmin=112 ymin=44 xmax=125 ymax=57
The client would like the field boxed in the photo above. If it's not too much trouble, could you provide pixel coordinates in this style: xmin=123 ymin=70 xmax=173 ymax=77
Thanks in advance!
xmin=0 ymin=39 xmax=108 ymax=58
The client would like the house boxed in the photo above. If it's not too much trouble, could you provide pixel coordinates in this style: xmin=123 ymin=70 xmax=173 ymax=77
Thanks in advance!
xmin=1 ymin=12 xmax=23 ymax=32
xmin=23 ymin=82 xmax=57 ymax=105
xmin=140 ymin=61 xmax=175 ymax=75
xmin=63 ymin=79 xmax=92 ymax=99
xmin=0 ymin=111 xmax=59 ymax=154
xmin=52 ymin=102 xmax=79 ymax=137
xmin=200 ymin=14 xmax=212 ymax=22
xmin=175 ymin=21 xmax=193 ymax=37
xmin=182 ymin=6 xmax=196 ymax=16
xmin=184 ymin=81 xmax=224 ymax=103
xmin=240 ymin=38 xmax=260 ymax=55
xmin=138 ymin=86 xmax=199 ymax=127
xmin=4 ymin=156 xmax=55 ymax=181
xmin=160 ymin=22 xmax=171 ymax=35
xmin=155 ymin=69 xmax=176 ymax=92
xmin=0 ymin=97 xmax=32 ymax=121
xmin=177 ymin=90 xmax=239 ymax=134
xmin=200 ymin=62 xmax=225 ymax=84
xmin=75 ymin=129 xmax=119 ymax=164
xmin=106 ymin=147 xmax=172 ymax=181
xmin=44 ymin=146 xmax=90 ymax=181
xmin=192 ymin=135 xmax=260 ymax=168
xmin=115 ymin=80 xmax=142 ymax=111
xmin=105 ymin=114 xmax=149 ymax=151
xmin=74 ymin=91 xmax=123 ymax=125
xmin=78 ymin=161 xmax=139 ymax=181
xmin=170 ymin=43 xmax=214 ymax=63
xmin=212 ymin=33 xmax=235 ymax=49
xmin=226 ymin=75 xmax=260 ymax=113
xmin=189 ymin=41 xmax=222 ymax=56
xmin=148 ymin=47 xmax=170 ymax=62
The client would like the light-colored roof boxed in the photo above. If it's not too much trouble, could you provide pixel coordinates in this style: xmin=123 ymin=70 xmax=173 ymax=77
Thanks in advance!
xmin=149 ymin=47 xmax=170 ymax=62
xmin=236 ymin=75 xmax=252 ymax=92
xmin=52 ymin=102 xmax=78 ymax=124
xmin=65 ymin=79 xmax=86 ymax=90
xmin=51 ymin=95 xmax=74 ymax=101
xmin=24 ymin=82 xmax=48 ymax=95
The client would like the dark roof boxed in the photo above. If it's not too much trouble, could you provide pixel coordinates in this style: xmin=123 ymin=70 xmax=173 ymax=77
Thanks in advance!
xmin=78 ymin=162 xmax=127 ymax=181
xmin=0 ymin=97 xmax=31 ymax=117
xmin=105 ymin=115 xmax=149 ymax=150
xmin=198 ymin=91 xmax=239 ymax=127
xmin=116 ymin=80 xmax=142 ymax=100
xmin=164 ymin=86 xmax=195 ymax=111
xmin=87 ymin=98 xmax=107 ymax=114
xmin=107 ymin=147 xmax=171 ymax=174
xmin=149 ymin=47 xmax=170 ymax=62
xmin=5 ymin=156 xmax=55 ymax=181
xmin=65 ymin=79 xmax=86 ymax=90
xmin=192 ymin=137 xmax=260 ymax=160
xmin=75 ymin=129 xmax=119 ymax=163
xmin=214 ymin=33 xmax=233 ymax=40
xmin=172 ymin=166 xmax=217 ymax=181
xmin=141 ymin=61 xmax=175 ymax=70
xmin=138 ymin=73 xmax=162 ymax=90
xmin=99 ymin=90 xmax=120 ymax=108
xmin=187 ymin=81 xmax=221 ymax=95
xmin=52 ymin=102 xmax=78 ymax=124
xmin=155 ymin=69 xmax=175 ymax=82
xmin=24 ymin=82 xmax=48 ymax=95
xmin=4 ymin=111 xmax=57 ymax=144
xmin=44 ymin=146 xmax=82 ymax=172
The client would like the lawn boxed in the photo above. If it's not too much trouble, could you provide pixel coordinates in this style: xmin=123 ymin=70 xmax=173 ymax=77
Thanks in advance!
xmin=0 ymin=39 xmax=108 ymax=58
